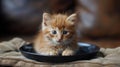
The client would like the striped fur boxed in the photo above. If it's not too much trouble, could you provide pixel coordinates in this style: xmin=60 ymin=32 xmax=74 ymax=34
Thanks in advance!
xmin=34 ymin=13 xmax=78 ymax=56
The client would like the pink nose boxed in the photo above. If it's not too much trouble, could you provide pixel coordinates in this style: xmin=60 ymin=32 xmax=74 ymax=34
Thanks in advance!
xmin=57 ymin=39 xmax=62 ymax=42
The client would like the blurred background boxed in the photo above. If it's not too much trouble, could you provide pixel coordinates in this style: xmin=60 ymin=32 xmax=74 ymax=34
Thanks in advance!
xmin=0 ymin=0 xmax=120 ymax=48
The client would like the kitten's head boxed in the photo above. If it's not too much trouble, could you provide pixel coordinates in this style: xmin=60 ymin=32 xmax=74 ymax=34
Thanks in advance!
xmin=42 ymin=13 xmax=77 ymax=45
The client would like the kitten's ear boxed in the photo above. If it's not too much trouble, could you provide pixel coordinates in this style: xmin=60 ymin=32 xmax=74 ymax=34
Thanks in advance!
xmin=43 ymin=13 xmax=51 ymax=26
xmin=66 ymin=14 xmax=77 ymax=25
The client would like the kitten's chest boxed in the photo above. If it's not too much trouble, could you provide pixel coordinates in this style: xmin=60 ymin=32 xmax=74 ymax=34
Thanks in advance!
xmin=53 ymin=45 xmax=66 ymax=53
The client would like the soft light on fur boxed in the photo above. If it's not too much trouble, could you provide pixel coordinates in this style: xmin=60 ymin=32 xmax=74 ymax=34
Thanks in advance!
xmin=34 ymin=13 xmax=79 ymax=56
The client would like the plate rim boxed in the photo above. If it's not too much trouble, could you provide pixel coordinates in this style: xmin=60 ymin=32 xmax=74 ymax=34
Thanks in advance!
xmin=19 ymin=42 xmax=100 ymax=57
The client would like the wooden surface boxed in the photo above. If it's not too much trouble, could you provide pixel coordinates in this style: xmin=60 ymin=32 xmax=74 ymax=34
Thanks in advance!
xmin=0 ymin=35 xmax=120 ymax=48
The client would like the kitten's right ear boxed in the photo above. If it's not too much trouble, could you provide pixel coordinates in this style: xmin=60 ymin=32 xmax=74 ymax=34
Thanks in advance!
xmin=43 ymin=13 xmax=51 ymax=26
xmin=66 ymin=14 xmax=77 ymax=25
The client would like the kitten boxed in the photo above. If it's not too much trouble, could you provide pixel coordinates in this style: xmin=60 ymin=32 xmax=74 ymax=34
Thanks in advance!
xmin=33 ymin=13 xmax=79 ymax=56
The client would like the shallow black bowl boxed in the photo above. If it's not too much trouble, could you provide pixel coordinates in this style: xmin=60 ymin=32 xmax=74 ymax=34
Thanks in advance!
xmin=19 ymin=42 xmax=100 ymax=63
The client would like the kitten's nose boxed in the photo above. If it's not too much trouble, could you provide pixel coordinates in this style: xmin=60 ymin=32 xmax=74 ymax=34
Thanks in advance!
xmin=57 ymin=39 xmax=62 ymax=42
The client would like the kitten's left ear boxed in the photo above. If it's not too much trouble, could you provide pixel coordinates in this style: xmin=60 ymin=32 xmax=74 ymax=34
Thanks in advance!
xmin=43 ymin=13 xmax=51 ymax=26
xmin=66 ymin=14 xmax=77 ymax=25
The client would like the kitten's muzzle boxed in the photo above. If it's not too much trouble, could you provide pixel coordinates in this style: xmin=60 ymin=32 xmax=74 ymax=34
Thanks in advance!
xmin=57 ymin=39 xmax=62 ymax=42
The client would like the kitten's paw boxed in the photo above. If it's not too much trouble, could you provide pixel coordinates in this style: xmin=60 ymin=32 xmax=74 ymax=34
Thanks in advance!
xmin=62 ymin=49 xmax=75 ymax=56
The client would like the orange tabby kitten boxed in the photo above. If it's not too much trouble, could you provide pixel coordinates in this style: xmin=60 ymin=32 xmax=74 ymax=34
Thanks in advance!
xmin=34 ymin=13 xmax=79 ymax=56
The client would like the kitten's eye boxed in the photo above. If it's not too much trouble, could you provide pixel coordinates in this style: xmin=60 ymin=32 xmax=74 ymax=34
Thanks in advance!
xmin=63 ymin=31 xmax=68 ymax=34
xmin=52 ymin=30 xmax=57 ymax=34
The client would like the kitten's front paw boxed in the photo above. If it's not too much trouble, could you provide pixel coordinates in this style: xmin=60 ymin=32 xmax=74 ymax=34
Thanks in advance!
xmin=62 ymin=49 xmax=75 ymax=56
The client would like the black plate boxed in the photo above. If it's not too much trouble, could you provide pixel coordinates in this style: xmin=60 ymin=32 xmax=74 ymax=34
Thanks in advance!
xmin=19 ymin=42 xmax=100 ymax=63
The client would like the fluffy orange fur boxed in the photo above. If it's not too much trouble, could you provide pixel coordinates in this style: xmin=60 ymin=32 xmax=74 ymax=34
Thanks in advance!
xmin=33 ymin=13 xmax=79 ymax=56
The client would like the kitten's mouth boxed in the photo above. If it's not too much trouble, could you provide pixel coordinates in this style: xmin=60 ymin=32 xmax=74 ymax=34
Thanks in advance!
xmin=52 ymin=40 xmax=64 ymax=45
xmin=49 ymin=38 xmax=70 ymax=45
xmin=55 ymin=42 xmax=63 ymax=45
